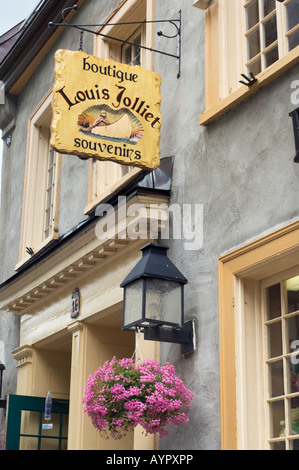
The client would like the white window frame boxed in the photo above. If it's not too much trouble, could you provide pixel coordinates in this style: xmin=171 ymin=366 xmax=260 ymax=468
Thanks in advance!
xmin=122 ymin=25 xmax=143 ymax=66
xmin=242 ymin=0 xmax=299 ymax=79
xmin=220 ymin=0 xmax=299 ymax=99
xmin=17 ymin=90 xmax=60 ymax=269
xmin=200 ymin=0 xmax=299 ymax=125
xmin=218 ymin=220 xmax=299 ymax=449
xmin=235 ymin=265 xmax=299 ymax=450
xmin=261 ymin=266 xmax=299 ymax=450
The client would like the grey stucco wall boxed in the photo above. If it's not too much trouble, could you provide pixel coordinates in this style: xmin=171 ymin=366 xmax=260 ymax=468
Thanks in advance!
xmin=154 ymin=0 xmax=221 ymax=450
xmin=154 ymin=0 xmax=299 ymax=451
xmin=0 ymin=0 xmax=298 ymax=451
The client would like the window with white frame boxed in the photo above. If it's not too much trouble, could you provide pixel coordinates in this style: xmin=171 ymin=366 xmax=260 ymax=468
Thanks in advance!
xmin=122 ymin=26 xmax=143 ymax=66
xmin=85 ymin=0 xmax=154 ymax=214
xmin=17 ymin=91 xmax=60 ymax=269
xmin=244 ymin=0 xmax=299 ymax=77
xmin=44 ymin=142 xmax=57 ymax=239
xmin=201 ymin=0 xmax=299 ymax=122
xmin=219 ymin=222 xmax=299 ymax=449
xmin=235 ymin=267 xmax=299 ymax=450
xmin=262 ymin=269 xmax=299 ymax=450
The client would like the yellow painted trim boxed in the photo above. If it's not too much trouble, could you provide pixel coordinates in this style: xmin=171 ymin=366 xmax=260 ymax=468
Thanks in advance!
xmin=204 ymin=3 xmax=219 ymax=110
xmin=200 ymin=44 xmax=299 ymax=126
xmin=218 ymin=218 xmax=299 ymax=450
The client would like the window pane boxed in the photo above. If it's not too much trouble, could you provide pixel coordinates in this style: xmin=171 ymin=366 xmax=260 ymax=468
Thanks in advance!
xmin=248 ymin=56 xmax=262 ymax=75
xmin=269 ymin=400 xmax=285 ymax=438
xmin=266 ymin=284 xmax=281 ymax=320
xmin=285 ymin=314 xmax=299 ymax=353
xmin=269 ymin=361 xmax=284 ymax=397
xmin=289 ymin=398 xmax=299 ymax=436
xmin=246 ymin=0 xmax=259 ymax=30
xmin=268 ymin=321 xmax=282 ymax=358
xmin=47 ymin=168 xmax=54 ymax=188
xmin=288 ymin=27 xmax=299 ymax=51
xmin=61 ymin=413 xmax=68 ymax=438
xmin=264 ymin=45 xmax=279 ymax=67
xmin=40 ymin=438 xmax=60 ymax=451
xmin=21 ymin=410 xmax=40 ymax=435
xmin=290 ymin=439 xmax=299 ymax=450
xmin=286 ymin=0 xmax=299 ymax=31
xmin=286 ymin=357 xmax=299 ymax=397
xmin=263 ymin=14 xmax=277 ymax=48
xmin=263 ymin=0 xmax=276 ymax=18
xmin=49 ymin=147 xmax=54 ymax=168
xmin=286 ymin=276 xmax=299 ymax=313
xmin=271 ymin=440 xmax=286 ymax=450
xmin=122 ymin=31 xmax=142 ymax=66
xmin=247 ymin=27 xmax=261 ymax=59
xmin=124 ymin=45 xmax=132 ymax=65
xmin=132 ymin=33 xmax=141 ymax=66
xmin=20 ymin=436 xmax=39 ymax=450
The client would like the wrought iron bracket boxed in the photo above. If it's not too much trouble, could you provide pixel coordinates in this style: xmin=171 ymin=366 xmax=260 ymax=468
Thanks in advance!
xmin=239 ymin=73 xmax=257 ymax=87
xmin=48 ymin=5 xmax=182 ymax=78
xmin=143 ymin=320 xmax=196 ymax=355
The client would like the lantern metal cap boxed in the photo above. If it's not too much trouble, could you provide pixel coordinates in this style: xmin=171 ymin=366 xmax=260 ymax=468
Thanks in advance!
xmin=120 ymin=243 xmax=188 ymax=288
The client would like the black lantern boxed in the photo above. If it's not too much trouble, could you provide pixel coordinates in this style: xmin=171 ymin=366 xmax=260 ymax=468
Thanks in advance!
xmin=0 ymin=362 xmax=5 ymax=399
xmin=121 ymin=243 xmax=195 ymax=355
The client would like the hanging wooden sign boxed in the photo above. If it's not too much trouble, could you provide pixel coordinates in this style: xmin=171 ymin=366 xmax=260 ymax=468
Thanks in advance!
xmin=50 ymin=49 xmax=162 ymax=170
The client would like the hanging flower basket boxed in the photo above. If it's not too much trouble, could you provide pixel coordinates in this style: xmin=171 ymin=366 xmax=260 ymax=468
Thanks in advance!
xmin=82 ymin=356 xmax=193 ymax=440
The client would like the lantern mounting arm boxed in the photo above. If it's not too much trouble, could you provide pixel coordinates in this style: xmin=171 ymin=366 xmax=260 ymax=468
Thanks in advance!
xmin=48 ymin=5 xmax=182 ymax=77
xmin=143 ymin=320 xmax=195 ymax=355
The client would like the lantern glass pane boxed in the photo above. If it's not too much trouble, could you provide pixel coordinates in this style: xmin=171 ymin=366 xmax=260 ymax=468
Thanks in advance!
xmin=145 ymin=278 xmax=182 ymax=327
xmin=123 ymin=279 xmax=143 ymax=327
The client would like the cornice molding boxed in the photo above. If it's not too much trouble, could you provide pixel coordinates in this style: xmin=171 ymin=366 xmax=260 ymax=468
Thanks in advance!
xmin=0 ymin=193 xmax=169 ymax=315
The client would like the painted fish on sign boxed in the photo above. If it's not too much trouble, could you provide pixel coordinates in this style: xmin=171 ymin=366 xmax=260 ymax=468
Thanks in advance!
xmin=50 ymin=50 xmax=162 ymax=170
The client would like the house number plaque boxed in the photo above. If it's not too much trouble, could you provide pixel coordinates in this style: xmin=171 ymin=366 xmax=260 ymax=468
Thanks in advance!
xmin=71 ymin=287 xmax=80 ymax=318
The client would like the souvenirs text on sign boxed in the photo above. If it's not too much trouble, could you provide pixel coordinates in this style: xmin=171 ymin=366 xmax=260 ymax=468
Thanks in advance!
xmin=50 ymin=50 xmax=162 ymax=170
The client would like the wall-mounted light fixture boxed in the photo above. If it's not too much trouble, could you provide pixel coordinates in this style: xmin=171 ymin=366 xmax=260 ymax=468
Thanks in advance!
xmin=289 ymin=107 xmax=299 ymax=163
xmin=121 ymin=243 xmax=195 ymax=355
xmin=193 ymin=0 xmax=216 ymax=10
xmin=0 ymin=362 xmax=5 ymax=399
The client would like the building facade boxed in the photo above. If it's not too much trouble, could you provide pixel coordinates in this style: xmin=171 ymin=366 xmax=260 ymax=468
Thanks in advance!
xmin=0 ymin=0 xmax=299 ymax=450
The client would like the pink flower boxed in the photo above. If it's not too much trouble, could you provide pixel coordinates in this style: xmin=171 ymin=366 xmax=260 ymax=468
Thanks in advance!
xmin=82 ymin=356 xmax=193 ymax=440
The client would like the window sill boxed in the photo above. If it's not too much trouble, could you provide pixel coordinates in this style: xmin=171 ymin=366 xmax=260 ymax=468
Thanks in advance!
xmin=15 ymin=231 xmax=59 ymax=272
xmin=199 ymin=45 xmax=299 ymax=126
